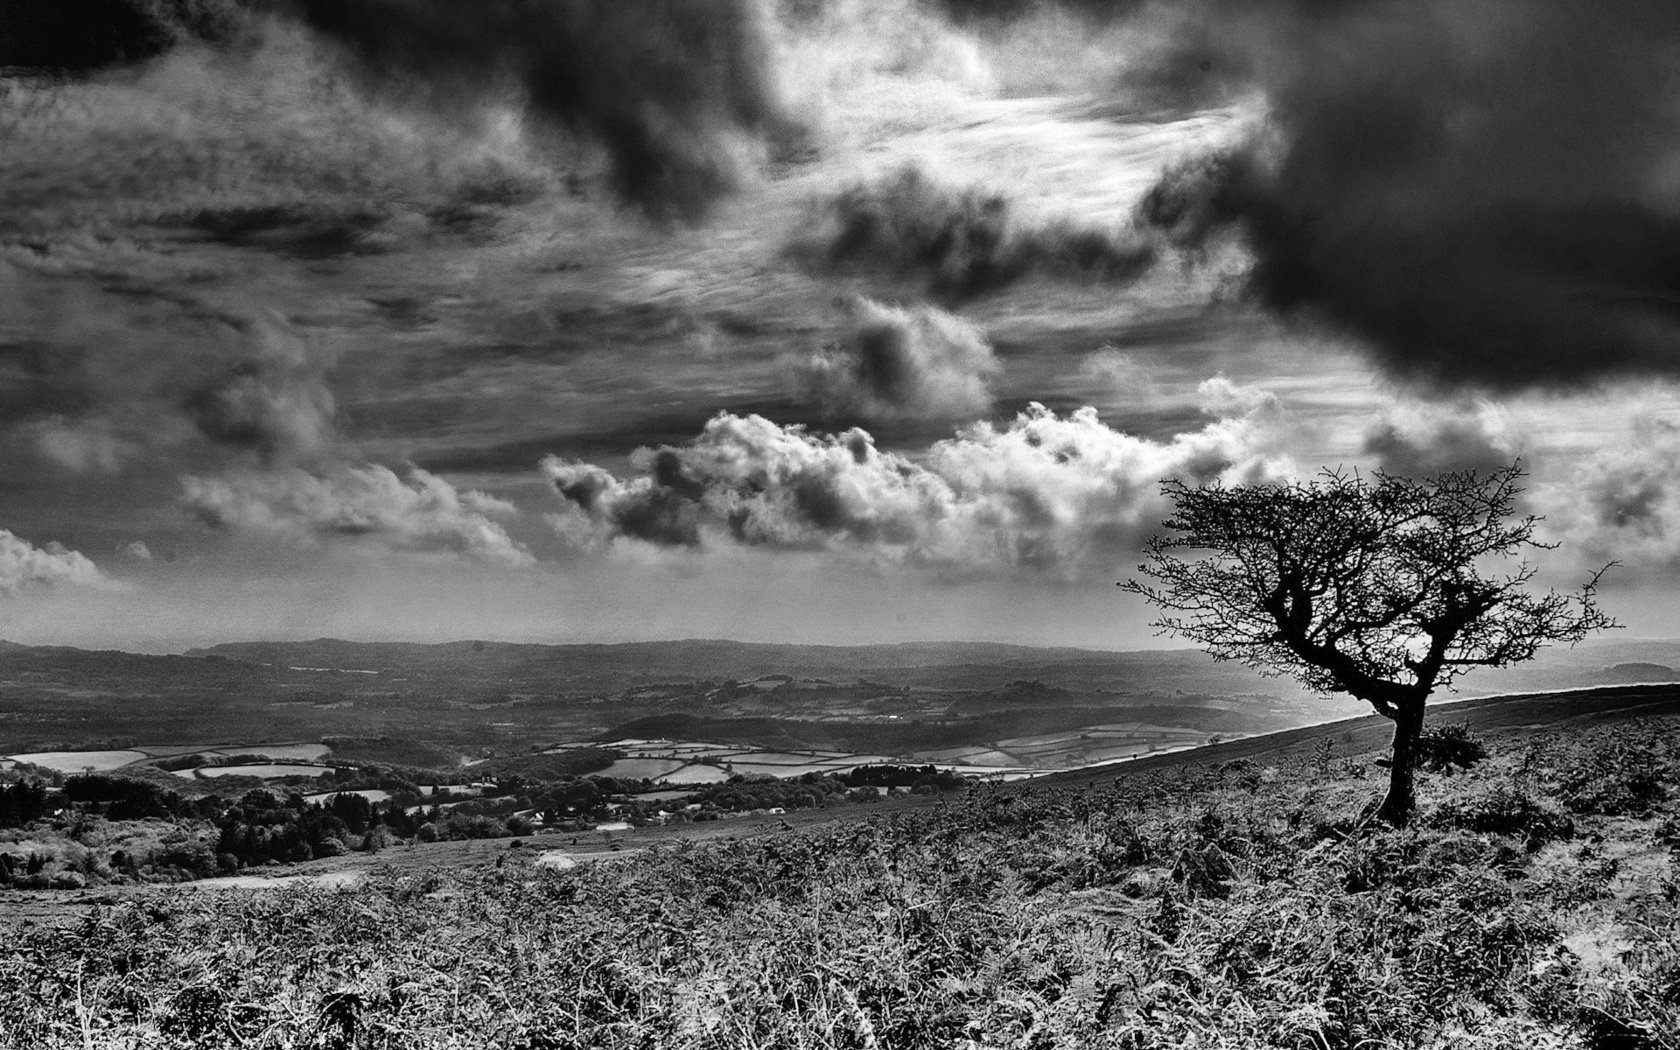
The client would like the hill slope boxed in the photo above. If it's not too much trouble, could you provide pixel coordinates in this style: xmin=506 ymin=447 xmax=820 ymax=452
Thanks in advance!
xmin=5 ymin=684 xmax=1676 ymax=1048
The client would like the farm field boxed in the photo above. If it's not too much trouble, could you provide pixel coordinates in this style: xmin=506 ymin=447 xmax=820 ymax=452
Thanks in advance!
xmin=652 ymin=765 xmax=732 ymax=785
xmin=202 ymin=744 xmax=332 ymax=762
xmin=184 ymin=763 xmax=332 ymax=779
xmin=7 ymin=742 xmax=335 ymax=773
xmin=2 ymin=750 xmax=149 ymax=773
xmin=718 ymin=762 xmax=841 ymax=778
xmin=594 ymin=757 xmax=690 ymax=780
xmin=302 ymin=789 xmax=390 ymax=804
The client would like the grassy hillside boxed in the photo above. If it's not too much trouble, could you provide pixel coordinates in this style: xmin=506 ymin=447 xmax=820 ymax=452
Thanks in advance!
xmin=5 ymin=695 xmax=1678 ymax=1048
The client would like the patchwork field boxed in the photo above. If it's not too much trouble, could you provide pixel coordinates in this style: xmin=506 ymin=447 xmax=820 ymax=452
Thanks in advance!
xmin=4 ymin=750 xmax=150 ymax=773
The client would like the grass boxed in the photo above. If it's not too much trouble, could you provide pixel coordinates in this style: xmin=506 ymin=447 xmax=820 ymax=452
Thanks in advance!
xmin=3 ymin=717 xmax=1678 ymax=1048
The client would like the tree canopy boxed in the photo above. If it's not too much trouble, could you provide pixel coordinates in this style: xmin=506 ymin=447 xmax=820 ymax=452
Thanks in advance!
xmin=1122 ymin=463 xmax=1615 ymax=823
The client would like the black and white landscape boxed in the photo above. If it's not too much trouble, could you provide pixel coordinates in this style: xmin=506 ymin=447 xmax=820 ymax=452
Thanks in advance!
xmin=3 ymin=1 xmax=1679 ymax=1046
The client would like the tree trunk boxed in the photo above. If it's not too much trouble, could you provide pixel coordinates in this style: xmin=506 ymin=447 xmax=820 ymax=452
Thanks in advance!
xmin=1375 ymin=704 xmax=1425 ymax=826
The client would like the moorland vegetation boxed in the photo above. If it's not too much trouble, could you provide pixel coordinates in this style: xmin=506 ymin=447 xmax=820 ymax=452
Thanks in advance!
xmin=4 ymin=715 xmax=1677 ymax=1048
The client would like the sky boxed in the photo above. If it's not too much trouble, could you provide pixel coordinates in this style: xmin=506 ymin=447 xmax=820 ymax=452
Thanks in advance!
xmin=1 ymin=0 xmax=1679 ymax=652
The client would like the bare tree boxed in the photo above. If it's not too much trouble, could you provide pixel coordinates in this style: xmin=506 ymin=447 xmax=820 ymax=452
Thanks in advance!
xmin=1121 ymin=463 xmax=1615 ymax=825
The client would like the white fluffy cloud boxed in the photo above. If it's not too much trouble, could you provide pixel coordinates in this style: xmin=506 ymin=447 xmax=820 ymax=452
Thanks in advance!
xmin=183 ymin=464 xmax=532 ymax=566
xmin=0 ymin=530 xmax=104 ymax=595
xmin=544 ymin=395 xmax=1293 ymax=578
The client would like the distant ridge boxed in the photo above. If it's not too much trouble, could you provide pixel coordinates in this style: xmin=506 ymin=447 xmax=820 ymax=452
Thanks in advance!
xmin=186 ymin=637 xmax=1125 ymax=666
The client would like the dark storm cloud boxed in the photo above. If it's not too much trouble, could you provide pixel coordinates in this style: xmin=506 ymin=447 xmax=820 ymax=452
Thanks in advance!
xmin=1136 ymin=0 xmax=1680 ymax=388
xmin=793 ymin=166 xmax=1154 ymax=302
xmin=808 ymin=299 xmax=999 ymax=422
xmin=294 ymin=0 xmax=797 ymax=223
xmin=0 ymin=0 xmax=252 ymax=72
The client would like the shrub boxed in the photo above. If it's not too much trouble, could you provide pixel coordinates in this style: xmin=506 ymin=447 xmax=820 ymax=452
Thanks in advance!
xmin=1415 ymin=723 xmax=1488 ymax=772
xmin=1429 ymin=783 xmax=1575 ymax=849
xmin=1555 ymin=741 xmax=1669 ymax=816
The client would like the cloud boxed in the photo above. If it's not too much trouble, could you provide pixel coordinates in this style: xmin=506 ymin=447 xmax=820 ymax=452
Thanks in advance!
xmin=1538 ymin=418 xmax=1680 ymax=574
xmin=182 ymin=318 xmax=336 ymax=463
xmin=182 ymin=464 xmax=533 ymax=565
xmin=930 ymin=0 xmax=1134 ymax=22
xmin=0 ymin=273 xmax=338 ymax=473
xmin=1078 ymin=347 xmax=1160 ymax=404
xmin=3 ymin=1 xmax=791 ymax=225
xmin=542 ymin=397 xmax=1293 ymax=577
xmin=793 ymin=165 xmax=1154 ymax=301
xmin=0 ymin=530 xmax=105 ymax=595
xmin=0 ymin=0 xmax=251 ymax=73
xmin=1135 ymin=0 xmax=1680 ymax=388
xmin=1361 ymin=401 xmax=1521 ymax=479
xmin=21 ymin=416 xmax=133 ymax=474
xmin=807 ymin=298 xmax=998 ymax=422
xmin=295 ymin=0 xmax=796 ymax=222
xmin=1195 ymin=374 xmax=1279 ymax=420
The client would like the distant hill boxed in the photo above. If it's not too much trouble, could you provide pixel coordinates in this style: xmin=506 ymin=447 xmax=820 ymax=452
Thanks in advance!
xmin=188 ymin=637 xmax=1159 ymax=676
xmin=0 ymin=636 xmax=1324 ymax=753
xmin=1595 ymin=662 xmax=1677 ymax=684
xmin=7 ymin=634 xmax=1680 ymax=756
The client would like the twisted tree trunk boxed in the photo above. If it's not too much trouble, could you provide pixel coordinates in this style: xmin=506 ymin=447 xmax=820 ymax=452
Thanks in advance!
xmin=1375 ymin=701 xmax=1426 ymax=826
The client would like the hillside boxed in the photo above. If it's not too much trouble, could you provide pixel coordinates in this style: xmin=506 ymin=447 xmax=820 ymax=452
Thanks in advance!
xmin=3 ymin=685 xmax=1676 ymax=1048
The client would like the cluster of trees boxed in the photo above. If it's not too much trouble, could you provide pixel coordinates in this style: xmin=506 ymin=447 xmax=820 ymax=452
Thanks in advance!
xmin=839 ymin=764 xmax=969 ymax=790
xmin=213 ymin=790 xmax=420 ymax=868
xmin=0 ymin=780 xmax=52 ymax=828
xmin=61 ymin=775 xmax=222 ymax=821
